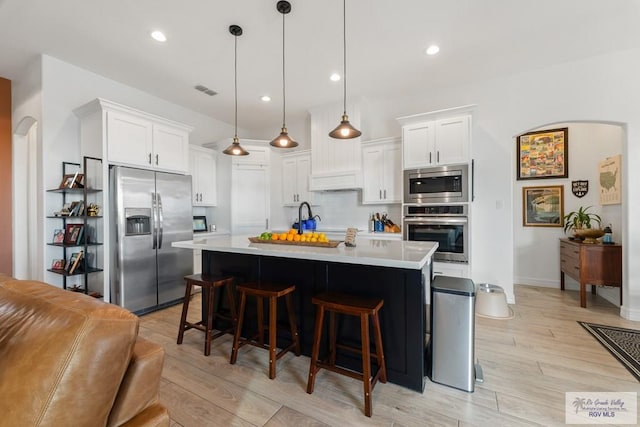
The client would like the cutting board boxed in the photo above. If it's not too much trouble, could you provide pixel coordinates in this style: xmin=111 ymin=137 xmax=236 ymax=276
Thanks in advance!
xmin=248 ymin=237 xmax=341 ymax=248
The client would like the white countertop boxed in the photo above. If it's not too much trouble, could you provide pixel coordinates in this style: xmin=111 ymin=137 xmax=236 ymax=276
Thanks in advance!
xmin=173 ymin=235 xmax=437 ymax=270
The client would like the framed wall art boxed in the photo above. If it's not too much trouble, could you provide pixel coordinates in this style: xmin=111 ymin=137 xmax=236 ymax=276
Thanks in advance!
xmin=522 ymin=185 xmax=564 ymax=227
xmin=517 ymin=127 xmax=568 ymax=180
xmin=599 ymin=155 xmax=621 ymax=205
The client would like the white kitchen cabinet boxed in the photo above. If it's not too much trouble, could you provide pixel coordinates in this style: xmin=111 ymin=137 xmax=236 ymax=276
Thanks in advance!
xmin=189 ymin=145 xmax=217 ymax=206
xmin=362 ymin=138 xmax=401 ymax=204
xmin=75 ymin=98 xmax=192 ymax=174
xmin=397 ymin=106 xmax=474 ymax=169
xmin=281 ymin=151 xmax=314 ymax=206
xmin=308 ymin=103 xmax=362 ymax=190
xmin=432 ymin=261 xmax=470 ymax=278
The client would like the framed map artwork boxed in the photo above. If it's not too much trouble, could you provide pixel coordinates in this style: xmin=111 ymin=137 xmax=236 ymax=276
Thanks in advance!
xmin=599 ymin=155 xmax=621 ymax=205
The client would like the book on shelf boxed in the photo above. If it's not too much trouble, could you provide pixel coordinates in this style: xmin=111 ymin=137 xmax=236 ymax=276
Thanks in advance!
xmin=67 ymin=250 xmax=84 ymax=274
xmin=64 ymin=224 xmax=84 ymax=245
xmin=52 ymin=229 xmax=65 ymax=244
xmin=51 ymin=259 xmax=65 ymax=270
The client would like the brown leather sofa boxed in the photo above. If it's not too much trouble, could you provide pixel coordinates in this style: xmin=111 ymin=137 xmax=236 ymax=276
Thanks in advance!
xmin=0 ymin=275 xmax=169 ymax=427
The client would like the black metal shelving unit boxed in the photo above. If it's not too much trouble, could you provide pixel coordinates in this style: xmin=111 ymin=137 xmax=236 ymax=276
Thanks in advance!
xmin=47 ymin=157 xmax=103 ymax=295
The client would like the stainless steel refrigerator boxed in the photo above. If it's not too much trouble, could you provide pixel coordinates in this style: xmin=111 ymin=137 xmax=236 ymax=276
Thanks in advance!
xmin=110 ymin=166 xmax=193 ymax=314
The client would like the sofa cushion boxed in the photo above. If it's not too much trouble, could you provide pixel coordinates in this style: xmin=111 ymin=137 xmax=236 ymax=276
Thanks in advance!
xmin=107 ymin=337 xmax=166 ymax=427
xmin=0 ymin=280 xmax=139 ymax=427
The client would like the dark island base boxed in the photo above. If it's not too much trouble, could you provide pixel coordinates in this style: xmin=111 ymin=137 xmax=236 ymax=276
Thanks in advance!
xmin=202 ymin=250 xmax=429 ymax=392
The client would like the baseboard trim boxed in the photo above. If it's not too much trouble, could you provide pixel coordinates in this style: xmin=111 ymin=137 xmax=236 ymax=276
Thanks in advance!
xmin=620 ymin=305 xmax=640 ymax=321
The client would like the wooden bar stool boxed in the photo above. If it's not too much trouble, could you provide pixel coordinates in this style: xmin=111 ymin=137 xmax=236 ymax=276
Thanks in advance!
xmin=230 ymin=282 xmax=301 ymax=379
xmin=176 ymin=274 xmax=237 ymax=356
xmin=306 ymin=292 xmax=387 ymax=417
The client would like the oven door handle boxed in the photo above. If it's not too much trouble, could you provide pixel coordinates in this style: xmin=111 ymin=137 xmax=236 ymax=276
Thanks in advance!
xmin=403 ymin=217 xmax=468 ymax=225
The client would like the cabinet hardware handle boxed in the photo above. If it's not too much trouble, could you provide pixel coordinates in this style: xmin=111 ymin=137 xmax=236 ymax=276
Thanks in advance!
xmin=266 ymin=219 xmax=269 ymax=229
xmin=437 ymin=151 xmax=440 ymax=163
xmin=155 ymin=154 xmax=159 ymax=165
xmin=379 ymin=189 xmax=382 ymax=199
xmin=384 ymin=189 xmax=387 ymax=199
xmin=148 ymin=153 xmax=152 ymax=164
xmin=429 ymin=152 xmax=432 ymax=164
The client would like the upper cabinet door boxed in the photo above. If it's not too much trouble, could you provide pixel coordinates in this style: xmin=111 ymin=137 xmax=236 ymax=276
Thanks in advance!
xmin=152 ymin=124 xmax=189 ymax=174
xmin=106 ymin=111 xmax=153 ymax=168
xmin=296 ymin=155 xmax=314 ymax=204
xmin=383 ymin=142 xmax=402 ymax=203
xmin=362 ymin=146 xmax=384 ymax=203
xmin=402 ymin=121 xmax=435 ymax=169
xmin=282 ymin=157 xmax=298 ymax=206
xmin=434 ymin=115 xmax=470 ymax=165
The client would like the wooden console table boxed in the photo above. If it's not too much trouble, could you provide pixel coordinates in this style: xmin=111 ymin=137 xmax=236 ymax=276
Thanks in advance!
xmin=559 ymin=238 xmax=622 ymax=308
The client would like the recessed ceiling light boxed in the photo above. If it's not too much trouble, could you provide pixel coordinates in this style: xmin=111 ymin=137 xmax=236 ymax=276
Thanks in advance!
xmin=261 ymin=95 xmax=271 ymax=102
xmin=330 ymin=73 xmax=341 ymax=82
xmin=425 ymin=45 xmax=440 ymax=55
xmin=151 ymin=31 xmax=167 ymax=42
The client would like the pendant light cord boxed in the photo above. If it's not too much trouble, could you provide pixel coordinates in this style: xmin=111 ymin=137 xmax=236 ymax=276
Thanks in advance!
xmin=234 ymin=33 xmax=238 ymax=138
xmin=342 ymin=0 xmax=347 ymax=115
xmin=282 ymin=11 xmax=286 ymax=128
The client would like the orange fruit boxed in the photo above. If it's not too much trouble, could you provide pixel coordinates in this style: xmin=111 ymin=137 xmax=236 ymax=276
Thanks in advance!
xmin=293 ymin=234 xmax=301 ymax=242
xmin=286 ymin=234 xmax=294 ymax=241
xmin=280 ymin=232 xmax=288 ymax=240
xmin=289 ymin=228 xmax=297 ymax=235
xmin=272 ymin=234 xmax=279 ymax=240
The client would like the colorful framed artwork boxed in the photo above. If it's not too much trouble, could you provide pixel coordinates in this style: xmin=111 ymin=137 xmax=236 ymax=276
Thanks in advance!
xmin=517 ymin=127 xmax=568 ymax=180
xmin=522 ymin=185 xmax=564 ymax=227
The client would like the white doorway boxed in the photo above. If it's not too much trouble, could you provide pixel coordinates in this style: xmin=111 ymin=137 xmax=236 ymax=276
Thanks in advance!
xmin=13 ymin=117 xmax=40 ymax=280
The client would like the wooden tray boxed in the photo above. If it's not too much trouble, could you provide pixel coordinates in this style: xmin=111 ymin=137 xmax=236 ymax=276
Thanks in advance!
xmin=248 ymin=237 xmax=341 ymax=248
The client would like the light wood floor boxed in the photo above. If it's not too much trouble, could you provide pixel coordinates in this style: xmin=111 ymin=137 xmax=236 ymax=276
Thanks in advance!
xmin=139 ymin=285 xmax=640 ymax=427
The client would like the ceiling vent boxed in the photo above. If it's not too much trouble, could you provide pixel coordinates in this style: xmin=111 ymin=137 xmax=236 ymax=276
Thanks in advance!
xmin=194 ymin=85 xmax=217 ymax=96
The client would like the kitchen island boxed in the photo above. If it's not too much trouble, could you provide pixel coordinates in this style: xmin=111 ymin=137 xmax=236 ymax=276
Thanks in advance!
xmin=173 ymin=236 xmax=437 ymax=392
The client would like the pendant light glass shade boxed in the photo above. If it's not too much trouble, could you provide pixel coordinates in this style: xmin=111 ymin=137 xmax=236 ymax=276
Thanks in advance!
xmin=329 ymin=0 xmax=360 ymax=139
xmin=270 ymin=1 xmax=298 ymax=148
xmin=223 ymin=24 xmax=249 ymax=156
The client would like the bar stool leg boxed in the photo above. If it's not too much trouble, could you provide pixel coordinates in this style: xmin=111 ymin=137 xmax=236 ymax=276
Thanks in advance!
xmin=204 ymin=285 xmax=216 ymax=356
xmin=372 ymin=311 xmax=387 ymax=383
xmin=177 ymin=280 xmax=193 ymax=345
xmin=268 ymin=295 xmax=278 ymax=379
xmin=285 ymin=293 xmax=301 ymax=356
xmin=329 ymin=311 xmax=337 ymax=367
xmin=230 ymin=291 xmax=247 ymax=365
xmin=256 ymin=296 xmax=264 ymax=347
xmin=307 ymin=305 xmax=325 ymax=394
xmin=360 ymin=312 xmax=372 ymax=417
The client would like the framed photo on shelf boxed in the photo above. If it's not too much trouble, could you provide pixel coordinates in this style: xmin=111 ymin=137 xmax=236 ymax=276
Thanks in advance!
xmin=52 ymin=229 xmax=65 ymax=244
xmin=58 ymin=172 xmax=84 ymax=189
xmin=64 ymin=224 xmax=84 ymax=245
xmin=67 ymin=251 xmax=84 ymax=274
xmin=51 ymin=259 xmax=66 ymax=270
xmin=522 ymin=185 xmax=564 ymax=227
xmin=517 ymin=127 xmax=568 ymax=180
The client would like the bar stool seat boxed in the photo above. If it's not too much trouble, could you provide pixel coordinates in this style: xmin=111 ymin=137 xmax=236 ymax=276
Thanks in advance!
xmin=307 ymin=292 xmax=387 ymax=417
xmin=230 ymin=281 xmax=300 ymax=379
xmin=177 ymin=274 xmax=237 ymax=356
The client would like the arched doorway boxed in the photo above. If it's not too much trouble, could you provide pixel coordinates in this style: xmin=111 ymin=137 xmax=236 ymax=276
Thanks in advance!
xmin=513 ymin=120 xmax=625 ymax=308
xmin=13 ymin=116 xmax=40 ymax=280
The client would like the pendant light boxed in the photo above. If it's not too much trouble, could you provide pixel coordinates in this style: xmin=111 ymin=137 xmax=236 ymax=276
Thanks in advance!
xmin=223 ymin=25 xmax=249 ymax=156
xmin=329 ymin=0 xmax=361 ymax=139
xmin=270 ymin=1 xmax=298 ymax=148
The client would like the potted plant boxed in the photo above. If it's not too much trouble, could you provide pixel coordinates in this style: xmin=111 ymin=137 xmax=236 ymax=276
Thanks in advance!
xmin=563 ymin=206 xmax=603 ymax=243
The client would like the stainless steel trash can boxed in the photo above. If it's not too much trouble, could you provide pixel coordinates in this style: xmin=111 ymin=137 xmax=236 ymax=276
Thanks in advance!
xmin=430 ymin=275 xmax=477 ymax=392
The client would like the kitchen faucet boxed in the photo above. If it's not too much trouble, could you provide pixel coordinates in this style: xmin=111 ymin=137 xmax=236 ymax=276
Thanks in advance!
xmin=298 ymin=201 xmax=312 ymax=235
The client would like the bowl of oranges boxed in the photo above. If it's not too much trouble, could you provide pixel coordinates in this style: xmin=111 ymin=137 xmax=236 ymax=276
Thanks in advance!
xmin=250 ymin=229 xmax=339 ymax=247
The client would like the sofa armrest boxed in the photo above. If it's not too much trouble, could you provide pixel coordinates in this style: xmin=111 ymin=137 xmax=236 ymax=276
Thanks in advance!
xmin=107 ymin=337 xmax=166 ymax=427
xmin=118 ymin=403 xmax=170 ymax=427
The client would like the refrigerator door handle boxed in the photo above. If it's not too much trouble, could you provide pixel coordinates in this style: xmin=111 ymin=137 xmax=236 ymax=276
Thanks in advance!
xmin=157 ymin=193 xmax=164 ymax=249
xmin=152 ymin=192 xmax=158 ymax=249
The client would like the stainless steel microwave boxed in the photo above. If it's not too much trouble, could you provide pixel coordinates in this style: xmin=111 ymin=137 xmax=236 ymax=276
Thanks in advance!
xmin=404 ymin=164 xmax=469 ymax=204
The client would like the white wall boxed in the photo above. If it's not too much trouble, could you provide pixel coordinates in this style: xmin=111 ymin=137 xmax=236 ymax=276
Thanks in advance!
xmin=514 ymin=123 xmax=623 ymax=293
xmin=280 ymin=48 xmax=640 ymax=319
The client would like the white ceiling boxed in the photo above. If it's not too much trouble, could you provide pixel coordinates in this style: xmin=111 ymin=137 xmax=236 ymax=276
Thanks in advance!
xmin=1 ymin=0 xmax=639 ymax=131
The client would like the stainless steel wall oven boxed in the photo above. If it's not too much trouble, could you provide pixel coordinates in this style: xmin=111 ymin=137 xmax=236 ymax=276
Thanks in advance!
xmin=402 ymin=204 xmax=468 ymax=263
